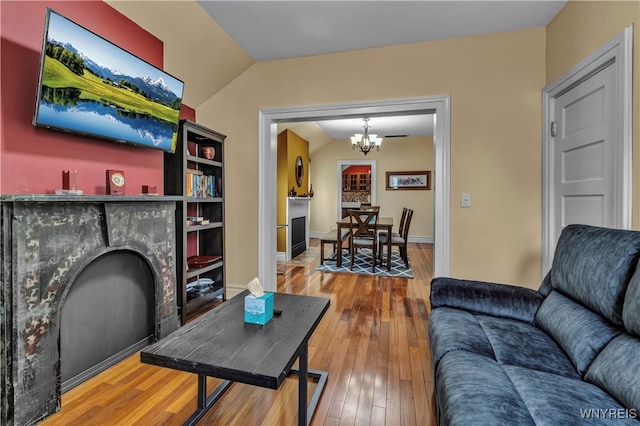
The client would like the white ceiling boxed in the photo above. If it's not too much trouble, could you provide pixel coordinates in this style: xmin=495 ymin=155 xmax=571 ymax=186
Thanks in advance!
xmin=113 ymin=1 xmax=566 ymax=151
xmin=199 ymin=1 xmax=567 ymax=61
xmin=197 ymin=0 xmax=566 ymax=150
xmin=316 ymin=115 xmax=434 ymax=139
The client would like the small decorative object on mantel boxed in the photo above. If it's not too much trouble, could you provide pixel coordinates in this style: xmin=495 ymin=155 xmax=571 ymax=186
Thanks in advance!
xmin=201 ymin=146 xmax=215 ymax=160
xmin=309 ymin=184 xmax=314 ymax=198
xmin=56 ymin=170 xmax=83 ymax=195
xmin=106 ymin=170 xmax=125 ymax=195
xmin=289 ymin=186 xmax=297 ymax=197
xmin=62 ymin=170 xmax=77 ymax=190
xmin=142 ymin=185 xmax=158 ymax=195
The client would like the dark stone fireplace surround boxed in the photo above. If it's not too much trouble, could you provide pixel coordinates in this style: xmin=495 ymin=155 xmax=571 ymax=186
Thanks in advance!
xmin=0 ymin=195 xmax=181 ymax=425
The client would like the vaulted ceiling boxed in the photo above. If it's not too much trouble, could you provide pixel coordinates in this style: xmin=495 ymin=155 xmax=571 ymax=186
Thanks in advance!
xmin=107 ymin=1 xmax=566 ymax=150
xmin=108 ymin=0 xmax=566 ymax=109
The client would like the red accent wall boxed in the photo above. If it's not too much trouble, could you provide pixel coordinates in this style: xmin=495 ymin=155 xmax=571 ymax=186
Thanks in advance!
xmin=0 ymin=1 xmax=195 ymax=195
xmin=343 ymin=165 xmax=371 ymax=174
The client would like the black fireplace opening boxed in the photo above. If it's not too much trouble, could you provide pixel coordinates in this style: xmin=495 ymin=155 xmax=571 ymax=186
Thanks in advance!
xmin=60 ymin=250 xmax=154 ymax=392
xmin=291 ymin=216 xmax=306 ymax=259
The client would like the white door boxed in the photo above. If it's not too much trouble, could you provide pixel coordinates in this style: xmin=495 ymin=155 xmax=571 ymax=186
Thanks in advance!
xmin=542 ymin=27 xmax=633 ymax=274
xmin=553 ymin=63 xmax=616 ymax=239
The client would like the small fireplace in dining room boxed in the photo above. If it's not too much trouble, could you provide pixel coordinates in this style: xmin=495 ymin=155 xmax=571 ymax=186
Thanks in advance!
xmin=291 ymin=216 xmax=306 ymax=259
xmin=286 ymin=197 xmax=311 ymax=261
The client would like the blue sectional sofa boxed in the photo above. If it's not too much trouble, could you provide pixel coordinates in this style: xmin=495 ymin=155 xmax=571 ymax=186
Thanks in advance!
xmin=429 ymin=224 xmax=640 ymax=425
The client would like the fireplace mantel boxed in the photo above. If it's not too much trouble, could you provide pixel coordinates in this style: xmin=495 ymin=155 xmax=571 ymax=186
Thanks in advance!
xmin=1 ymin=195 xmax=181 ymax=425
xmin=0 ymin=194 xmax=184 ymax=202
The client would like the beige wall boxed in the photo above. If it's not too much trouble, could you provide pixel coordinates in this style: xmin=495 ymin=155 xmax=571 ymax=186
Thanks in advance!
xmin=309 ymin=136 xmax=434 ymax=241
xmin=546 ymin=1 xmax=640 ymax=228
xmin=198 ymin=27 xmax=546 ymax=291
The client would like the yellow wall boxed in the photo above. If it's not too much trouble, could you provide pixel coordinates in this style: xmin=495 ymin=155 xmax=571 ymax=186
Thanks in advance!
xmin=309 ymin=136 xmax=434 ymax=241
xmin=286 ymin=130 xmax=310 ymax=195
xmin=546 ymin=1 xmax=640 ymax=228
xmin=276 ymin=129 xmax=310 ymax=252
xmin=198 ymin=27 xmax=546 ymax=291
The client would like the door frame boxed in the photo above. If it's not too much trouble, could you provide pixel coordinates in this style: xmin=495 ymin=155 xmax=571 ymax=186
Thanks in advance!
xmin=541 ymin=26 xmax=633 ymax=274
xmin=336 ymin=159 xmax=376 ymax=220
xmin=258 ymin=95 xmax=451 ymax=292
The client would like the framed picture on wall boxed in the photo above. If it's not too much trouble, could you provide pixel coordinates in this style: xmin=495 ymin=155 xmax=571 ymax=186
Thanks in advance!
xmin=386 ymin=171 xmax=431 ymax=190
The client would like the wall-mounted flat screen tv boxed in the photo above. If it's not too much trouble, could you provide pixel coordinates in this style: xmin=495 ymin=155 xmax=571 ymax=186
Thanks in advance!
xmin=33 ymin=9 xmax=184 ymax=153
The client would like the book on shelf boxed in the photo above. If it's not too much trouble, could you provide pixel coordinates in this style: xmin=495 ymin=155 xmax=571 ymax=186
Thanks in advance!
xmin=187 ymin=173 xmax=217 ymax=198
xmin=186 ymin=217 xmax=210 ymax=226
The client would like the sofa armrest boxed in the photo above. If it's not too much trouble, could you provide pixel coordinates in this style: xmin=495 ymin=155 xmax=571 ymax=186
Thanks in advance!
xmin=430 ymin=277 xmax=545 ymax=323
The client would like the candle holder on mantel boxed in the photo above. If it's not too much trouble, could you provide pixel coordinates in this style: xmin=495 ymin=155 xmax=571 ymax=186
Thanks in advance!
xmin=55 ymin=170 xmax=83 ymax=195
xmin=309 ymin=184 xmax=314 ymax=198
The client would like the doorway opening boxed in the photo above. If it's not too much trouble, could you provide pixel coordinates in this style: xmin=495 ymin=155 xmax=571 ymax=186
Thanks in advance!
xmin=258 ymin=96 xmax=451 ymax=292
xmin=337 ymin=159 xmax=376 ymax=220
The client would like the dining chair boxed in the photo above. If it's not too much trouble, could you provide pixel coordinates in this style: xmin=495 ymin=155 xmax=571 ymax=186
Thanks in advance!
xmin=319 ymin=229 xmax=350 ymax=265
xmin=379 ymin=208 xmax=413 ymax=268
xmin=349 ymin=209 xmax=379 ymax=273
xmin=379 ymin=207 xmax=407 ymax=241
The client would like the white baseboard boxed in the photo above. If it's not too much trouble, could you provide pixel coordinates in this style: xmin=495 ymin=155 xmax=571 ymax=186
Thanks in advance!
xmin=225 ymin=283 xmax=245 ymax=299
xmin=408 ymin=235 xmax=434 ymax=244
xmin=276 ymin=251 xmax=286 ymax=262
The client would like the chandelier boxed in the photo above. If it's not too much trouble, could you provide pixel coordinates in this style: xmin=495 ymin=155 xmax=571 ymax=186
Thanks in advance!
xmin=351 ymin=118 xmax=382 ymax=155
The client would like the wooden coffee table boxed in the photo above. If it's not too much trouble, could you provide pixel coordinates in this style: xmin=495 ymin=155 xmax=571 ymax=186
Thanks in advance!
xmin=140 ymin=290 xmax=330 ymax=426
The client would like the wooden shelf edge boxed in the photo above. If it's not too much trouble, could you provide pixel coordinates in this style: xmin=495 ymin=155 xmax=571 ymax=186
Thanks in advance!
xmin=186 ymin=261 xmax=223 ymax=279
xmin=186 ymin=222 xmax=223 ymax=232
xmin=186 ymin=154 xmax=222 ymax=168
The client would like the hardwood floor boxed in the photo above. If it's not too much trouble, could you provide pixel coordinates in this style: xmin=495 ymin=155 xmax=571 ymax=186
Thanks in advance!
xmin=40 ymin=241 xmax=437 ymax=426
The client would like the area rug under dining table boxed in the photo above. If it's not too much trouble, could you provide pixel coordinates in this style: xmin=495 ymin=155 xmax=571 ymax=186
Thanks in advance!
xmin=315 ymin=248 xmax=413 ymax=278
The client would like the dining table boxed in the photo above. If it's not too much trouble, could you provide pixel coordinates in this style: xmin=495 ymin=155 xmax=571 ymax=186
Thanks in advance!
xmin=336 ymin=216 xmax=394 ymax=271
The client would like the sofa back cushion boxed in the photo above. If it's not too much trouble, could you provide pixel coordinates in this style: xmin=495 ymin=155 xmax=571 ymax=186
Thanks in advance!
xmin=585 ymin=334 xmax=640 ymax=413
xmin=535 ymin=291 xmax=621 ymax=376
xmin=623 ymin=262 xmax=640 ymax=336
xmin=551 ymin=225 xmax=640 ymax=326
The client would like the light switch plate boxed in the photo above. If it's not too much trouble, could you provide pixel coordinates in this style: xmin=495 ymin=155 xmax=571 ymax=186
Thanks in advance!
xmin=461 ymin=192 xmax=471 ymax=207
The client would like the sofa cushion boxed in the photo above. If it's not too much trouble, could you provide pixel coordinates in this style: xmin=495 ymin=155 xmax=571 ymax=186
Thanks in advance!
xmin=552 ymin=224 xmax=640 ymax=326
xmin=504 ymin=365 xmax=638 ymax=425
xmin=535 ymin=291 xmax=622 ymax=376
xmin=429 ymin=307 xmax=579 ymax=379
xmin=585 ymin=334 xmax=640 ymax=413
xmin=476 ymin=314 xmax=580 ymax=379
xmin=435 ymin=351 xmax=535 ymax=426
xmin=623 ymin=264 xmax=640 ymax=336
xmin=430 ymin=277 xmax=544 ymax=323
xmin=429 ymin=307 xmax=495 ymax=367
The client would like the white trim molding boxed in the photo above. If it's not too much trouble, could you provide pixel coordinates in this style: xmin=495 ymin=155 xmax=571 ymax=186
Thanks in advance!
xmin=541 ymin=25 xmax=633 ymax=275
xmin=258 ymin=96 xmax=451 ymax=292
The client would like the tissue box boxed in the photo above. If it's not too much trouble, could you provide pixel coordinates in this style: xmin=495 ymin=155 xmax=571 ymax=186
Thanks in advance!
xmin=244 ymin=292 xmax=274 ymax=325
